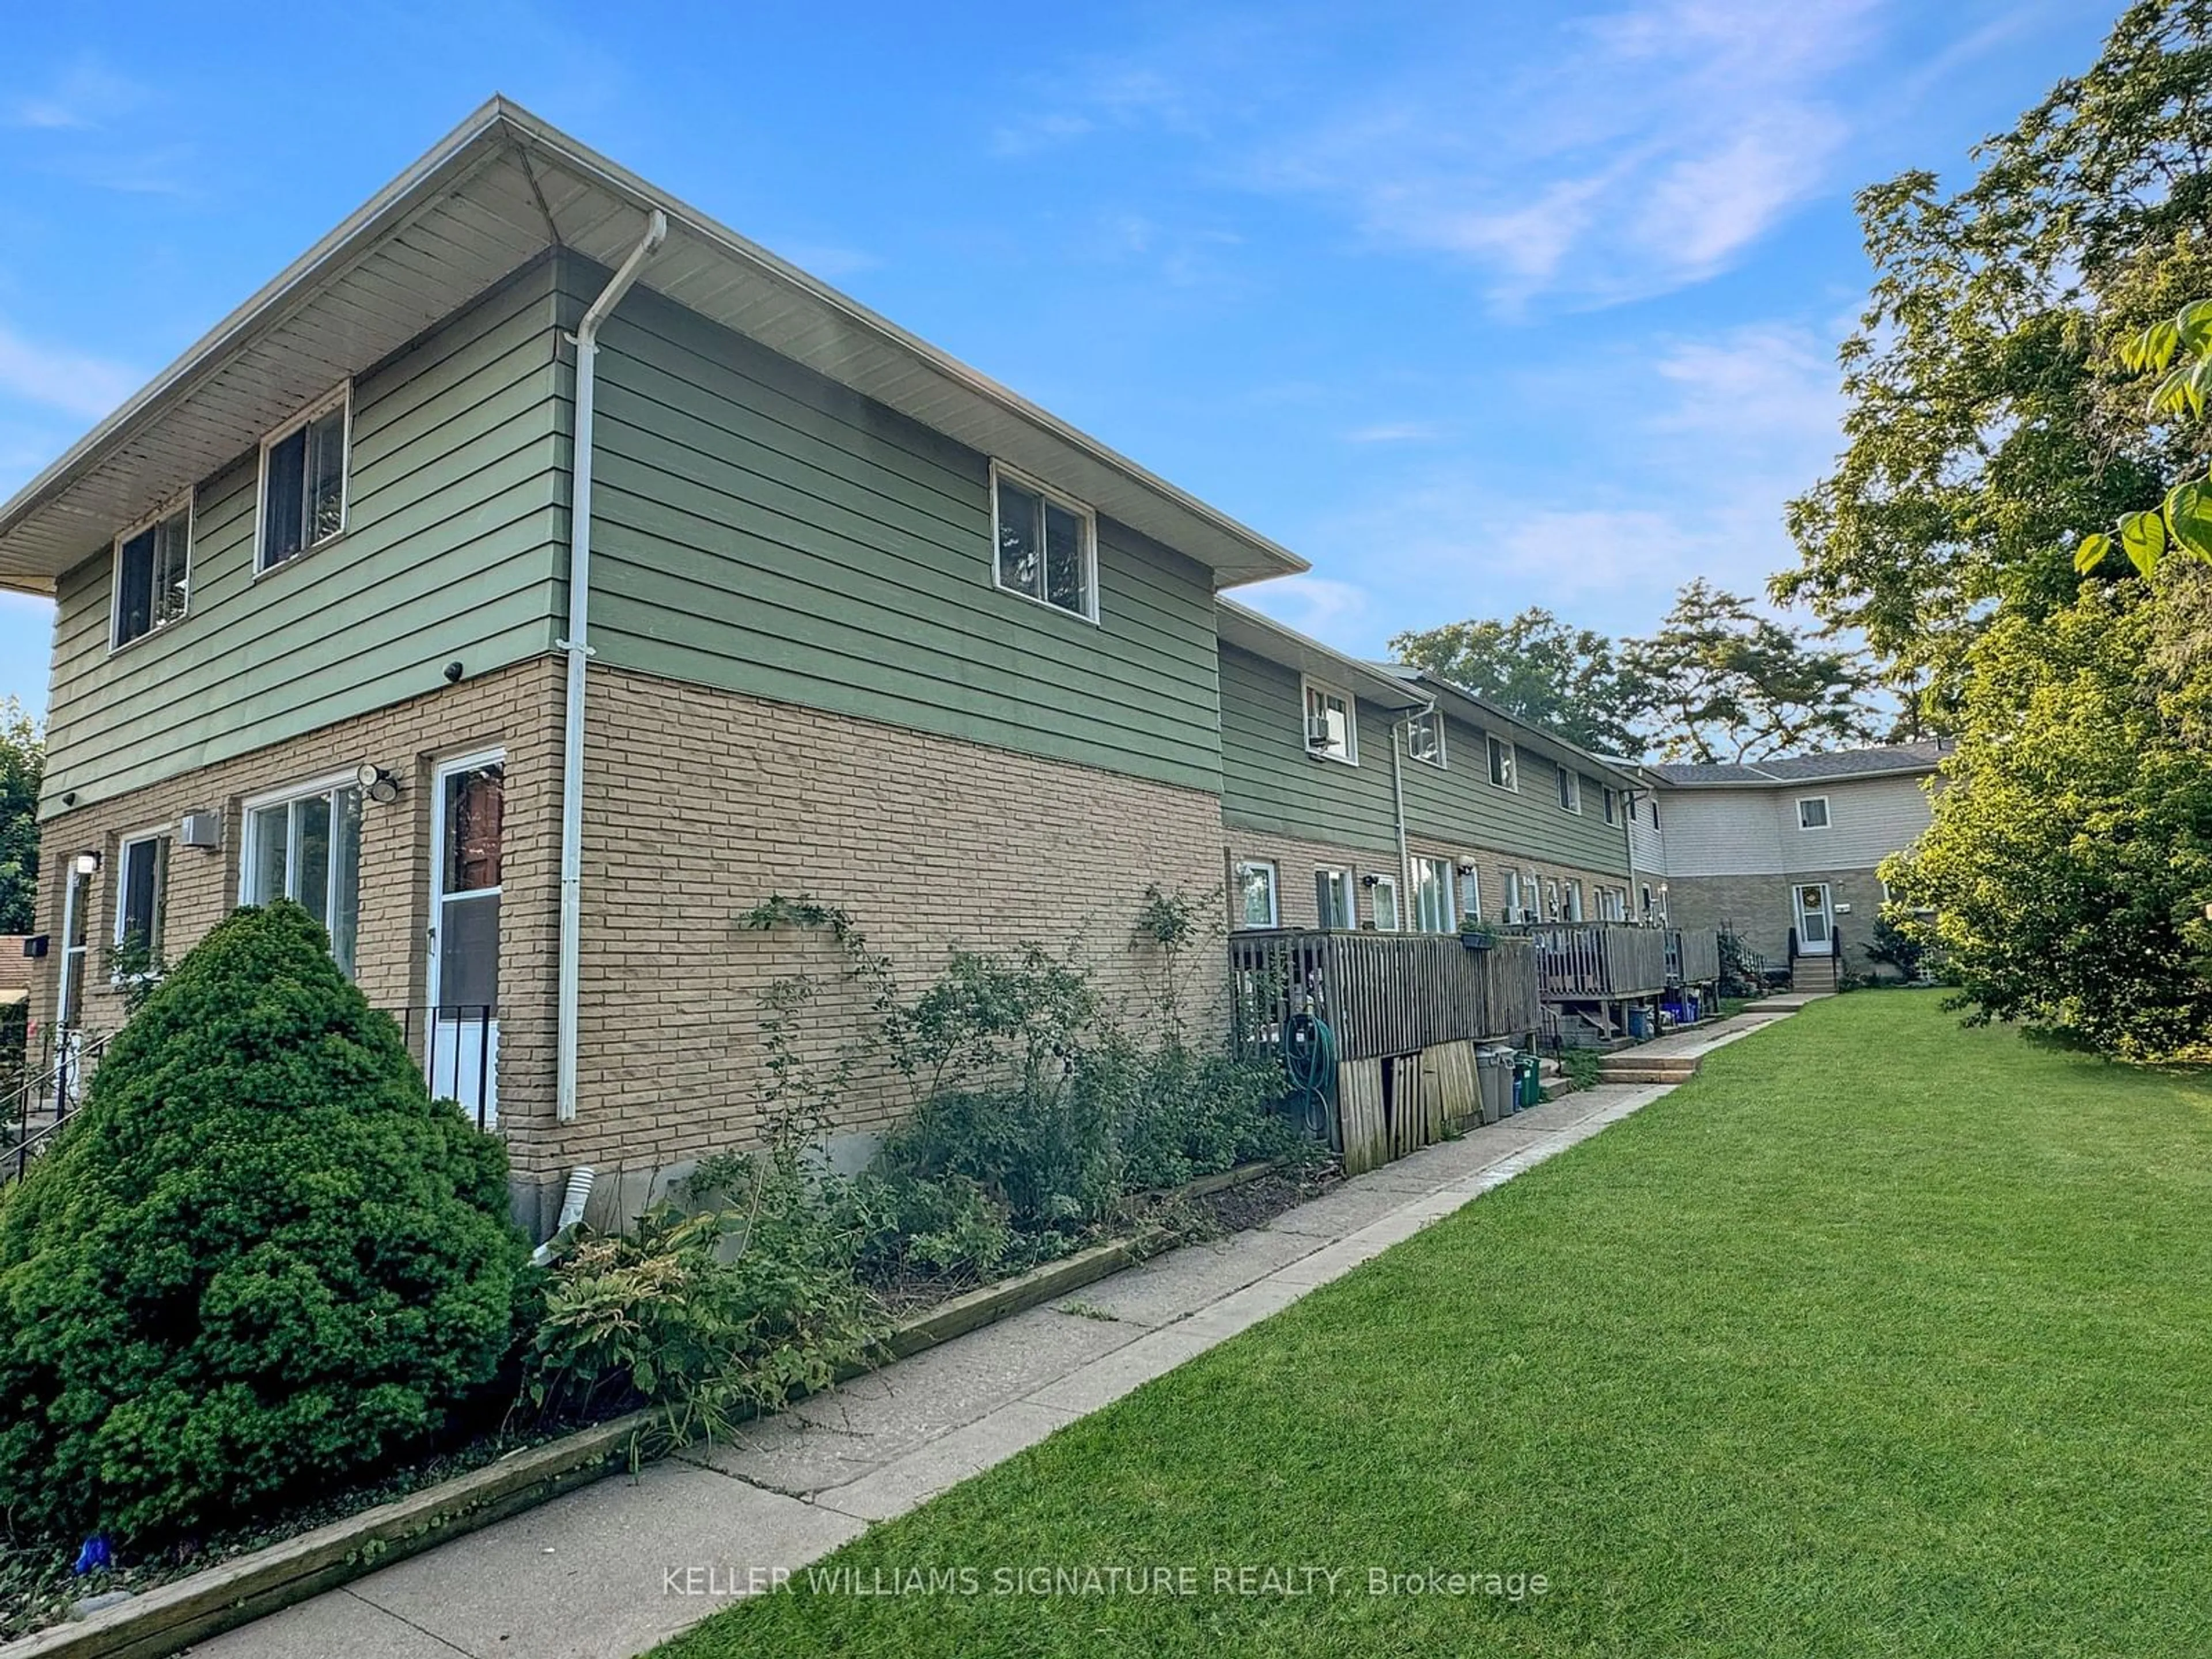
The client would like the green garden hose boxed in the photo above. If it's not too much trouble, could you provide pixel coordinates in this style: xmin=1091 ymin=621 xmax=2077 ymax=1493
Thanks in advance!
xmin=1282 ymin=1009 xmax=1338 ymax=1142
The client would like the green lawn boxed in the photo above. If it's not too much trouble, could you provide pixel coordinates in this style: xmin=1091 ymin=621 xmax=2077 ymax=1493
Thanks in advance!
xmin=664 ymin=993 xmax=2212 ymax=1657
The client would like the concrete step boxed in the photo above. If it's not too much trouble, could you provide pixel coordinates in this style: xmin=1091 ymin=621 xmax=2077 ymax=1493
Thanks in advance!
xmin=1596 ymin=1056 xmax=1701 ymax=1084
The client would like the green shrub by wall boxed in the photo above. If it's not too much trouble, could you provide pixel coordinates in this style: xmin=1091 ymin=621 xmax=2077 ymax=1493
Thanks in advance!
xmin=0 ymin=902 xmax=529 ymax=1543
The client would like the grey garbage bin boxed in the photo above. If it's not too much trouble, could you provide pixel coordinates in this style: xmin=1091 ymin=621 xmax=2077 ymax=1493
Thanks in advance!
xmin=1476 ymin=1046 xmax=1513 ymax=1124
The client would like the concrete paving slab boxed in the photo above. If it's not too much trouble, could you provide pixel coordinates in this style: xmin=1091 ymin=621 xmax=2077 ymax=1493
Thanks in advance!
xmin=688 ymin=1302 xmax=1136 ymax=1491
xmin=1059 ymin=1228 xmax=1323 ymax=1327
xmin=341 ymin=1460 xmax=863 ymax=1659
xmin=1175 ymin=1272 xmax=1311 ymax=1339
xmin=187 ymin=1590 xmax=465 ymax=1658
xmin=811 ymin=1401 xmax=1076 ymax=1522
xmin=1261 ymin=1179 xmax=1447 ymax=1237
xmin=1023 ymin=1323 xmax=1225 ymax=1415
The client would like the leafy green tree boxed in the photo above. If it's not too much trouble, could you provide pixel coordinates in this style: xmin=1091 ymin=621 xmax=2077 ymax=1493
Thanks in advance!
xmin=1782 ymin=0 xmax=2212 ymax=721
xmin=1389 ymin=608 xmax=1652 ymax=756
xmin=1619 ymin=581 xmax=1878 ymax=763
xmin=0 ymin=699 xmax=40 ymax=935
xmin=0 ymin=902 xmax=529 ymax=1541
xmin=1883 ymin=572 xmax=2212 ymax=1059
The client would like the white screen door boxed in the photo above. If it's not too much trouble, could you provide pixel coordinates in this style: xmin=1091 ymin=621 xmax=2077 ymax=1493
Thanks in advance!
xmin=1792 ymin=882 xmax=1834 ymax=955
xmin=427 ymin=752 xmax=503 ymax=1126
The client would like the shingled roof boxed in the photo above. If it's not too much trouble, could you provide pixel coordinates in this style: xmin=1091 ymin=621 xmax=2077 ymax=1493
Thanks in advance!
xmin=1643 ymin=740 xmax=1949 ymax=787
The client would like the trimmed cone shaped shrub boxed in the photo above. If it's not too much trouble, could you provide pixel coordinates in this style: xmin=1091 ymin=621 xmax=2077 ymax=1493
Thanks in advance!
xmin=0 ymin=902 xmax=528 ymax=1543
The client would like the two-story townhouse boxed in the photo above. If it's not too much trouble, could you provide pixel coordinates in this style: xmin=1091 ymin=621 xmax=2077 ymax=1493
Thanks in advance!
xmin=1215 ymin=600 xmax=1638 ymax=933
xmin=0 ymin=100 xmax=1306 ymax=1228
xmin=1631 ymin=742 xmax=1946 ymax=988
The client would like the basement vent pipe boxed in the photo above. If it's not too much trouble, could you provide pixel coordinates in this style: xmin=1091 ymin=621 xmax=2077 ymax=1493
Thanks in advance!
xmin=556 ymin=210 xmax=668 ymax=1123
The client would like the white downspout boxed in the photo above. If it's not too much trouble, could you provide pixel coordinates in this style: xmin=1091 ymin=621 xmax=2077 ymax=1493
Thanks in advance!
xmin=556 ymin=209 xmax=668 ymax=1123
xmin=1389 ymin=712 xmax=1418 ymax=918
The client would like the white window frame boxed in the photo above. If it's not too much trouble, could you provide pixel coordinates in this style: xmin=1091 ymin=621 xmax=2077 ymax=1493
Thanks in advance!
xmin=109 ymin=491 xmax=194 ymax=653
xmin=255 ymin=383 xmax=353 ymax=576
xmin=1602 ymin=786 xmax=1618 ymax=824
xmin=1487 ymin=734 xmax=1516 ymax=790
xmin=1501 ymin=868 xmax=1522 ymax=922
xmin=239 ymin=769 xmax=366 ymax=975
xmin=989 ymin=460 xmax=1100 ymax=624
xmin=1301 ymin=677 xmax=1358 ymax=766
xmin=1567 ymin=878 xmax=1585 ymax=923
xmin=112 ymin=827 xmax=171 ymax=974
xmin=1457 ymin=864 xmax=1481 ymax=923
xmin=1231 ymin=859 xmax=1279 ymax=930
xmin=1546 ymin=878 xmax=1562 ymax=921
xmin=1557 ymin=767 xmax=1582 ymax=813
xmin=1411 ymin=854 xmax=1455 ymax=934
xmin=1369 ymin=874 xmax=1400 ymax=931
xmin=1404 ymin=706 xmax=1445 ymax=768
xmin=1797 ymin=794 xmax=1831 ymax=830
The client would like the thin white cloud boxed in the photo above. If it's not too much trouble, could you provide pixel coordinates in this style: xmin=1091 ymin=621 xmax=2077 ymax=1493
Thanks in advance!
xmin=0 ymin=324 xmax=141 ymax=422
xmin=1299 ymin=315 xmax=1850 ymax=649
xmin=5 ymin=60 xmax=146 ymax=130
xmin=1236 ymin=574 xmax=1373 ymax=641
xmin=1343 ymin=422 xmax=1444 ymax=445
xmin=994 ymin=0 xmax=1885 ymax=309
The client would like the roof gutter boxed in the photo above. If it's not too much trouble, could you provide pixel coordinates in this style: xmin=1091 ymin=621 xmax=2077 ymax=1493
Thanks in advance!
xmin=556 ymin=208 xmax=667 ymax=1124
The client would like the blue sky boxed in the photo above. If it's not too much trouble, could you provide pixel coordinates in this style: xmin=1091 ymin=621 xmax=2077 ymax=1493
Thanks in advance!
xmin=0 ymin=0 xmax=2117 ymax=721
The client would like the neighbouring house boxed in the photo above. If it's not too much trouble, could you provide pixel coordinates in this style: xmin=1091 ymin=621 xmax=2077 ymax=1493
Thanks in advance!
xmin=1217 ymin=600 xmax=1640 ymax=936
xmin=0 ymin=100 xmax=1306 ymax=1229
xmin=1628 ymin=743 xmax=1947 ymax=991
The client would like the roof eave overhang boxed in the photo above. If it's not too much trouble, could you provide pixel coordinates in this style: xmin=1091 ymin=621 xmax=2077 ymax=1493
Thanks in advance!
xmin=0 ymin=97 xmax=1308 ymax=597
xmin=1215 ymin=599 xmax=1425 ymax=709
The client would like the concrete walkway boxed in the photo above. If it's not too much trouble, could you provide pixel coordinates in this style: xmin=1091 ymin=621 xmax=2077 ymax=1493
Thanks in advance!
xmin=190 ymin=1010 xmax=1793 ymax=1659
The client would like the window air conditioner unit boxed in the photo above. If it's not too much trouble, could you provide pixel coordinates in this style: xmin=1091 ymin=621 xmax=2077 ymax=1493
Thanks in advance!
xmin=1305 ymin=716 xmax=1335 ymax=748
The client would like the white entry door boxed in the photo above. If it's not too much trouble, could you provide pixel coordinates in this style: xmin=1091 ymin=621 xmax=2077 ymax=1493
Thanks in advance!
xmin=1792 ymin=882 xmax=1834 ymax=956
xmin=426 ymin=751 xmax=503 ymax=1127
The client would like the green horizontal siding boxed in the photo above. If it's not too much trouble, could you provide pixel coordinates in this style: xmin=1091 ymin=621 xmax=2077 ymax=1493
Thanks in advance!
xmin=575 ymin=265 xmax=1222 ymax=794
xmin=1219 ymin=645 xmax=1631 ymax=874
xmin=1217 ymin=644 xmax=1398 ymax=852
xmin=1403 ymin=714 xmax=1630 ymax=874
xmin=41 ymin=258 xmax=568 ymax=810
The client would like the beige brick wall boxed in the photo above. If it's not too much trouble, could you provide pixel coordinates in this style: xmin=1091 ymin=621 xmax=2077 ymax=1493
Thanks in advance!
xmin=28 ymin=658 xmax=566 ymax=1166
xmin=1221 ymin=830 xmax=1394 ymax=929
xmin=1666 ymin=865 xmax=1894 ymax=977
xmin=556 ymin=666 xmax=1229 ymax=1185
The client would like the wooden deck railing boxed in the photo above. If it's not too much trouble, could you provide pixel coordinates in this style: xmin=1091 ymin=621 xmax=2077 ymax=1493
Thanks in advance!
xmin=1228 ymin=930 xmax=1540 ymax=1063
xmin=1509 ymin=922 xmax=1670 ymax=1002
xmin=1666 ymin=927 xmax=1721 ymax=986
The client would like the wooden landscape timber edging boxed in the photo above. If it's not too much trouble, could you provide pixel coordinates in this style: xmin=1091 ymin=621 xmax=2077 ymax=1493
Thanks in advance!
xmin=5 ymin=1161 xmax=1285 ymax=1659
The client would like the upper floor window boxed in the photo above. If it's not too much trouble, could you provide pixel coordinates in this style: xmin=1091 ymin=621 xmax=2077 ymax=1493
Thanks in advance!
xmin=1487 ymin=735 xmax=1516 ymax=789
xmin=259 ymin=387 xmax=351 ymax=573
xmin=1404 ymin=707 xmax=1444 ymax=766
xmin=991 ymin=463 xmax=1096 ymax=621
xmin=1303 ymin=679 xmax=1357 ymax=764
xmin=1602 ymin=786 xmax=1618 ymax=824
xmin=1556 ymin=768 xmax=1582 ymax=813
xmin=1797 ymin=795 xmax=1831 ymax=830
xmin=112 ymin=495 xmax=192 ymax=649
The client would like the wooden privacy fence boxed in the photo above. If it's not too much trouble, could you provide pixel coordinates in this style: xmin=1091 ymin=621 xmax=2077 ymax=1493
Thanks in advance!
xmin=1666 ymin=926 xmax=1721 ymax=987
xmin=1228 ymin=930 xmax=1540 ymax=1176
xmin=1511 ymin=922 xmax=1670 ymax=1002
xmin=1228 ymin=929 xmax=1540 ymax=1063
